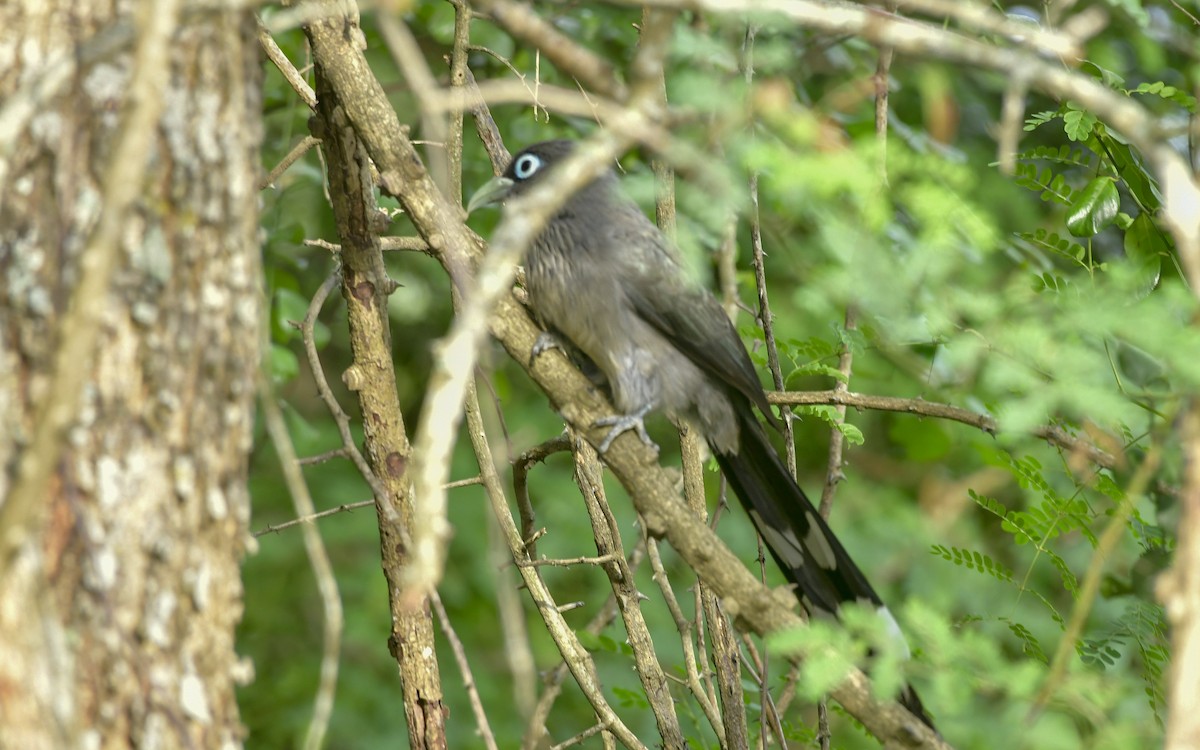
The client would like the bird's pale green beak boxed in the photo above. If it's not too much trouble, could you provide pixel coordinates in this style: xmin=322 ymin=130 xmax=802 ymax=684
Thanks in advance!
xmin=466 ymin=175 xmax=514 ymax=215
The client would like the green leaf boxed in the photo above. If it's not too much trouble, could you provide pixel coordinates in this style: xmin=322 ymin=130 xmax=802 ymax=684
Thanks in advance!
xmin=1066 ymin=177 xmax=1119 ymax=237
xmin=786 ymin=362 xmax=849 ymax=385
xmin=1003 ymin=618 xmax=1049 ymax=664
xmin=1063 ymin=106 xmax=1098 ymax=141
xmin=1080 ymin=59 xmax=1126 ymax=88
xmin=835 ymin=421 xmax=865 ymax=446
xmin=272 ymin=287 xmax=310 ymax=343
xmin=1131 ymin=81 xmax=1197 ymax=111
xmin=930 ymin=544 xmax=1014 ymax=582
xmin=797 ymin=405 xmax=863 ymax=445
xmin=281 ymin=401 xmax=325 ymax=449
xmin=1018 ymin=228 xmax=1087 ymax=264
xmin=611 ymin=686 xmax=649 ymax=709
xmin=1123 ymin=212 xmax=1164 ymax=295
xmin=1096 ymin=133 xmax=1162 ymax=211
xmin=269 ymin=343 xmax=299 ymax=384
xmin=1023 ymin=110 xmax=1059 ymax=131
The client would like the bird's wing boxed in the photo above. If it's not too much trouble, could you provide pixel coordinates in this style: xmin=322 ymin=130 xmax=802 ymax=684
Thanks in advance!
xmin=613 ymin=221 xmax=778 ymax=426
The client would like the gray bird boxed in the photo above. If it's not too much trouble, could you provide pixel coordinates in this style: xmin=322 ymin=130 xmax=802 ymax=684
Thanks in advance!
xmin=469 ymin=139 xmax=935 ymax=730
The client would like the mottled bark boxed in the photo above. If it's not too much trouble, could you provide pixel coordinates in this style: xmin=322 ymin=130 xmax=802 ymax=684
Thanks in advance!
xmin=0 ymin=1 xmax=263 ymax=748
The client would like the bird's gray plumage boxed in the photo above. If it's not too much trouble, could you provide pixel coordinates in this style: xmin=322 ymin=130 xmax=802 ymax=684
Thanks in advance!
xmin=471 ymin=139 xmax=935 ymax=730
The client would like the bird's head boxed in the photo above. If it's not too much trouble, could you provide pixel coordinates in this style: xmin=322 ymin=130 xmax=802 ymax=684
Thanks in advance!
xmin=466 ymin=140 xmax=577 ymax=214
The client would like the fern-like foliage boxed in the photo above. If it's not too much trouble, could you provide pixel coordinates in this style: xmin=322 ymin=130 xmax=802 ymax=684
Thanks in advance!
xmin=1013 ymin=144 xmax=1100 ymax=170
xmin=1024 ymin=110 xmax=1059 ymax=131
xmin=1012 ymin=162 xmax=1078 ymax=206
xmin=1017 ymin=228 xmax=1088 ymax=267
xmin=1078 ymin=602 xmax=1169 ymax=726
xmin=930 ymin=544 xmax=1014 ymax=583
xmin=1128 ymin=81 xmax=1197 ymax=112
xmin=1002 ymin=617 xmax=1049 ymax=664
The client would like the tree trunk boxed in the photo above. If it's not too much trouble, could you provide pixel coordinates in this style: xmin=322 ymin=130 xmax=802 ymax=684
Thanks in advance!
xmin=0 ymin=2 xmax=262 ymax=748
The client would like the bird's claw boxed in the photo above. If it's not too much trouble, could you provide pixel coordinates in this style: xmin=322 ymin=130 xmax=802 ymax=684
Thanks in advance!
xmin=530 ymin=331 xmax=562 ymax=366
xmin=593 ymin=405 xmax=658 ymax=454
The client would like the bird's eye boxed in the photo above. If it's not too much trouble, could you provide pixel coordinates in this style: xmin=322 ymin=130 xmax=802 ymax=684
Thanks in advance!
xmin=512 ymin=153 xmax=542 ymax=180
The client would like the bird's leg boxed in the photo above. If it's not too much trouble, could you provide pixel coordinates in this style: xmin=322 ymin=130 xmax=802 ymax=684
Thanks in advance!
xmin=593 ymin=403 xmax=658 ymax=453
xmin=529 ymin=331 xmax=564 ymax=366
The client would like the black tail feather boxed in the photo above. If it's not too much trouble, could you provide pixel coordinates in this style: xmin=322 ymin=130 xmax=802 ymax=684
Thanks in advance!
xmin=713 ymin=407 xmax=937 ymax=731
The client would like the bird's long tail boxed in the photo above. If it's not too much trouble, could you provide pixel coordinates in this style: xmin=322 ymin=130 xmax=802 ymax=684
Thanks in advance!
xmin=713 ymin=407 xmax=935 ymax=730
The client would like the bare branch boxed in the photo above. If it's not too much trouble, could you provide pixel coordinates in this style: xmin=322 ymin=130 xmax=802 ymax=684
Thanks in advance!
xmin=258 ymin=20 xmax=316 ymax=108
xmin=261 ymin=133 xmax=322 ymax=189
xmin=462 ymin=382 xmax=539 ymax=721
xmin=305 ymin=17 xmax=449 ymax=740
xmin=646 ymin=536 xmax=728 ymax=743
xmin=819 ymin=312 xmax=857 ymax=519
xmin=255 ymin=501 xmax=374 ymax=537
xmin=573 ymin=441 xmax=687 ymax=748
xmin=253 ymin=477 xmax=482 ymax=538
xmin=769 ymin=389 xmax=1120 ymax=469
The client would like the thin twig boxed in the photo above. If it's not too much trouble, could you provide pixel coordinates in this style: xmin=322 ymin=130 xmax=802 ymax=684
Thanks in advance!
xmin=739 ymin=634 xmax=789 ymax=750
xmin=749 ymin=179 xmax=797 ymax=477
xmin=471 ymin=0 xmax=628 ymax=101
xmin=257 ymin=20 xmax=317 ymax=108
xmin=815 ymin=308 xmax=858 ymax=746
xmin=573 ymin=439 xmax=687 ymax=748
xmin=256 ymin=501 xmax=373 ymax=537
xmin=550 ymin=721 xmax=612 ymax=750
xmin=466 ymin=394 xmax=646 ymax=748
xmin=517 ymin=553 xmax=619 ymax=568
xmin=299 ymin=271 xmax=391 ymax=506
xmin=682 ymin=427 xmax=747 ymax=748
xmin=463 ymin=379 xmax=540 ymax=722
xmin=646 ymin=535 xmax=728 ymax=744
xmin=261 ymin=135 xmax=321 ymax=189
xmin=306 ymin=236 xmax=432 ymax=254
xmin=432 ymin=591 xmax=500 ymax=750
xmin=769 ymin=388 xmax=1121 ymax=469
xmin=253 ymin=477 xmax=482 ymax=537
xmin=513 ymin=435 xmax=573 ymax=559
xmin=260 ymin=382 xmax=342 ymax=750
xmin=298 ymin=448 xmax=349 ymax=466
xmin=446 ymin=0 xmax=471 ymax=205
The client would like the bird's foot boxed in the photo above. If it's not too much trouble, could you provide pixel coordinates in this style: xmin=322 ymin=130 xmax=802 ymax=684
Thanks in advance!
xmin=594 ymin=404 xmax=658 ymax=454
xmin=530 ymin=331 xmax=563 ymax=366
